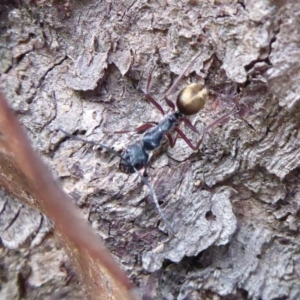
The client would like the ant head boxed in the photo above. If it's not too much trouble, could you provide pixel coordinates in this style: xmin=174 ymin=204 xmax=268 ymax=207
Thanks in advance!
xmin=176 ymin=83 xmax=208 ymax=115
xmin=119 ymin=144 xmax=149 ymax=174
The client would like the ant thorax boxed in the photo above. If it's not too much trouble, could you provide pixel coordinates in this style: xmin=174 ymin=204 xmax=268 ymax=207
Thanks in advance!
xmin=119 ymin=112 xmax=182 ymax=173
xmin=142 ymin=112 xmax=182 ymax=151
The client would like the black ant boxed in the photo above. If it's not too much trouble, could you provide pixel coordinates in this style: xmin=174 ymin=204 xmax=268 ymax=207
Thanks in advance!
xmin=59 ymin=53 xmax=237 ymax=236
xmin=118 ymin=53 xmax=237 ymax=173
xmin=118 ymin=81 xmax=208 ymax=173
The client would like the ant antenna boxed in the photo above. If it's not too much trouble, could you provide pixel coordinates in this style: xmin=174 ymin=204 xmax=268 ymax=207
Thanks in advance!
xmin=58 ymin=127 xmax=176 ymax=236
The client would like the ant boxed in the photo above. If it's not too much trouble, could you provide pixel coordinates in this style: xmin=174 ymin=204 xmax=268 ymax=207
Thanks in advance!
xmin=118 ymin=53 xmax=237 ymax=173
xmin=118 ymin=81 xmax=208 ymax=173
xmin=59 ymin=53 xmax=237 ymax=236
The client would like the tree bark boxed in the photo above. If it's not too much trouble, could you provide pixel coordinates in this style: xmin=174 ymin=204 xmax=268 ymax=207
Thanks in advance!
xmin=1 ymin=0 xmax=300 ymax=299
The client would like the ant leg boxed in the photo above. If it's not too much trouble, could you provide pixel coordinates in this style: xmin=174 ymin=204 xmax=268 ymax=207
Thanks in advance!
xmin=181 ymin=117 xmax=200 ymax=134
xmin=180 ymin=108 xmax=233 ymax=136
xmin=164 ymin=94 xmax=176 ymax=111
xmin=145 ymin=67 xmax=165 ymax=116
xmin=114 ymin=122 xmax=156 ymax=134
xmin=174 ymin=127 xmax=202 ymax=150
xmin=204 ymin=104 xmax=238 ymax=132
xmin=166 ymin=133 xmax=176 ymax=148
xmin=175 ymin=104 xmax=238 ymax=150
xmin=164 ymin=52 xmax=202 ymax=110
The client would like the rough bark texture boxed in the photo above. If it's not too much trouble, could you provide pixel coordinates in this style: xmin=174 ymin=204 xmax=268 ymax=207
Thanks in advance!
xmin=0 ymin=0 xmax=300 ymax=299
xmin=0 ymin=91 xmax=138 ymax=300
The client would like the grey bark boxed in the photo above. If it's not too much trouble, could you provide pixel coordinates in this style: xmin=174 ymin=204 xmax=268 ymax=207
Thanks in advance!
xmin=1 ymin=0 xmax=300 ymax=299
